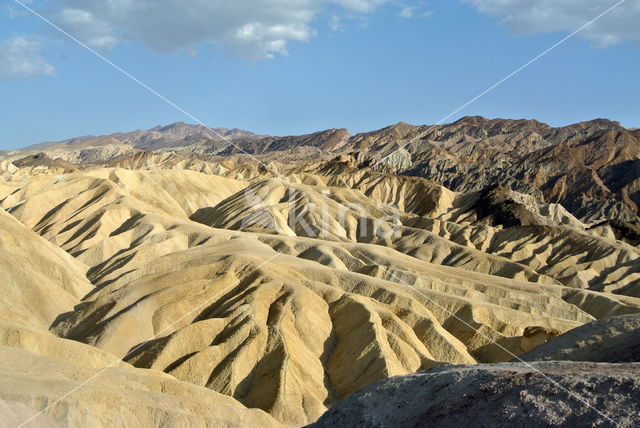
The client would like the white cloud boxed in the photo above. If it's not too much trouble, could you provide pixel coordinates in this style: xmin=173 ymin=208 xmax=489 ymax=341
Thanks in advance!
xmin=399 ymin=7 xmax=416 ymax=18
xmin=466 ymin=0 xmax=640 ymax=47
xmin=5 ymin=0 xmax=33 ymax=19
xmin=333 ymin=0 xmax=389 ymax=13
xmin=56 ymin=8 xmax=118 ymax=50
xmin=399 ymin=6 xmax=433 ymax=19
xmin=0 ymin=35 xmax=55 ymax=80
xmin=49 ymin=0 xmax=391 ymax=60
xmin=329 ymin=15 xmax=343 ymax=31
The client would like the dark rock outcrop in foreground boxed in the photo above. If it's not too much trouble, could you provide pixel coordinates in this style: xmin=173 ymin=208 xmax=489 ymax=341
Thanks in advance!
xmin=519 ymin=313 xmax=640 ymax=363
xmin=311 ymin=361 xmax=640 ymax=428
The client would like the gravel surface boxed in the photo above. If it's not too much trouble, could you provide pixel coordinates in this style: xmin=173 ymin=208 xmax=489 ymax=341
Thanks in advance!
xmin=518 ymin=313 xmax=640 ymax=363
xmin=311 ymin=361 xmax=640 ymax=427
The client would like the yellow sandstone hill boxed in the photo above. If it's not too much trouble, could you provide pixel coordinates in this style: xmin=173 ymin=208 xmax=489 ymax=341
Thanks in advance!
xmin=0 ymin=205 xmax=280 ymax=427
xmin=2 ymin=162 xmax=640 ymax=425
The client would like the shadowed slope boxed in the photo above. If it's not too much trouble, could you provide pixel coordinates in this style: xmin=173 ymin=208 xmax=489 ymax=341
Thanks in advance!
xmin=0 ymin=201 xmax=281 ymax=427
xmin=0 ymin=208 xmax=90 ymax=329
xmin=3 ymin=167 xmax=640 ymax=424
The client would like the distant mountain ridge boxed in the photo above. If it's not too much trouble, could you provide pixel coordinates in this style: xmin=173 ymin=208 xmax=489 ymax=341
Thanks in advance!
xmin=112 ymin=121 xmax=264 ymax=150
xmin=25 ymin=121 xmax=263 ymax=151
xmin=16 ymin=116 xmax=631 ymax=157
xmin=5 ymin=116 xmax=640 ymax=226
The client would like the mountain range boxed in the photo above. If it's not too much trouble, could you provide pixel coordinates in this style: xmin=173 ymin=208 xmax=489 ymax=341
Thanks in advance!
xmin=7 ymin=116 xmax=640 ymax=228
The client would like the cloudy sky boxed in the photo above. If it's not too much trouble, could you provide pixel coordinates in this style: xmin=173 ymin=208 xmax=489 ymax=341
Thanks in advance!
xmin=1 ymin=0 xmax=639 ymax=148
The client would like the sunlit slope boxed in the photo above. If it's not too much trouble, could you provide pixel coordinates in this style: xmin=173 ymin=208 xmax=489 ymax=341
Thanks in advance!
xmin=0 ymin=344 xmax=281 ymax=427
xmin=3 ymin=167 xmax=640 ymax=424
xmin=0 ymin=208 xmax=90 ymax=329
xmin=0 ymin=200 xmax=280 ymax=427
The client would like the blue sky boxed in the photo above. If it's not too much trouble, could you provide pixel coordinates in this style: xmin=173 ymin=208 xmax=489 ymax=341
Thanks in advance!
xmin=0 ymin=0 xmax=639 ymax=150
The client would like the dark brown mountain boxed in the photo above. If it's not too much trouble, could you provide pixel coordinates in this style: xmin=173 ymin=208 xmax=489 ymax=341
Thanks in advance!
xmin=374 ymin=117 xmax=640 ymax=223
xmin=12 ymin=152 xmax=78 ymax=172
xmin=111 ymin=122 xmax=263 ymax=150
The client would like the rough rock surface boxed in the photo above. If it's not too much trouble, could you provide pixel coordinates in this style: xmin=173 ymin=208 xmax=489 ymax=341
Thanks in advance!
xmin=311 ymin=361 xmax=640 ymax=428
xmin=519 ymin=313 xmax=640 ymax=363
